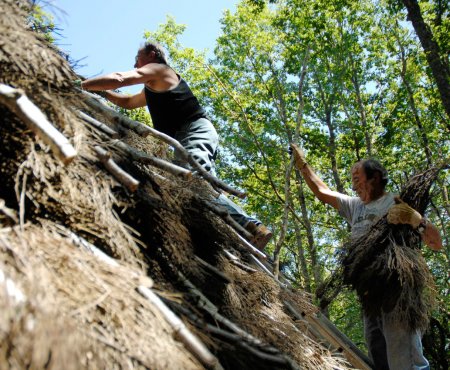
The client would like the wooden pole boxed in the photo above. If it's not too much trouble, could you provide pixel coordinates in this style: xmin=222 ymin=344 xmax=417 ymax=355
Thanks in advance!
xmin=0 ymin=84 xmax=77 ymax=165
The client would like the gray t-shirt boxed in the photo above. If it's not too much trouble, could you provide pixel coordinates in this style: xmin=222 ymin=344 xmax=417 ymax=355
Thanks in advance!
xmin=337 ymin=193 xmax=396 ymax=240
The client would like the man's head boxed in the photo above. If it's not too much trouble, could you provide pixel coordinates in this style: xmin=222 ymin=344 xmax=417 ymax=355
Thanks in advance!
xmin=351 ymin=159 xmax=388 ymax=204
xmin=134 ymin=41 xmax=168 ymax=68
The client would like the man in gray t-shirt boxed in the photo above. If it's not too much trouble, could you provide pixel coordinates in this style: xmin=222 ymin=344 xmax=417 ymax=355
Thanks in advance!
xmin=338 ymin=192 xmax=396 ymax=241
xmin=290 ymin=143 xmax=442 ymax=370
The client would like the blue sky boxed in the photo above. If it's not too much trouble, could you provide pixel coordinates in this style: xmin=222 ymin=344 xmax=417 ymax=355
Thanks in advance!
xmin=53 ymin=0 xmax=239 ymax=90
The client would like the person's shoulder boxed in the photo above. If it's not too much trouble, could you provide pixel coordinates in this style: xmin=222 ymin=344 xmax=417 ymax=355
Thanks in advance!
xmin=336 ymin=193 xmax=361 ymax=208
xmin=337 ymin=193 xmax=359 ymax=203
xmin=383 ymin=192 xmax=397 ymax=205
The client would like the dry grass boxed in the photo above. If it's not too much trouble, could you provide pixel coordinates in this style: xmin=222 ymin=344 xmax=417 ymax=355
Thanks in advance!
xmin=0 ymin=1 xmax=357 ymax=369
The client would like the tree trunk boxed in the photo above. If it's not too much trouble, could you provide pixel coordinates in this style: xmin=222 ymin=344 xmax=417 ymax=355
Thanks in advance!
xmin=294 ymin=222 xmax=312 ymax=293
xmin=295 ymin=172 xmax=322 ymax=288
xmin=396 ymin=34 xmax=433 ymax=165
xmin=402 ymin=0 xmax=450 ymax=124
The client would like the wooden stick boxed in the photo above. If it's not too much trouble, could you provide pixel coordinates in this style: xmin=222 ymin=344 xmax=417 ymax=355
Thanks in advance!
xmin=193 ymin=196 xmax=266 ymax=259
xmin=222 ymin=250 xmax=257 ymax=273
xmin=249 ymin=254 xmax=277 ymax=277
xmin=81 ymin=91 xmax=152 ymax=137
xmin=194 ymin=256 xmax=232 ymax=284
xmin=230 ymin=259 xmax=258 ymax=273
xmin=0 ymin=267 xmax=26 ymax=304
xmin=233 ymin=231 xmax=267 ymax=259
xmin=0 ymin=199 xmax=18 ymax=224
xmin=0 ymin=84 xmax=77 ymax=165
xmin=77 ymin=110 xmax=119 ymax=138
xmin=178 ymin=271 xmax=265 ymax=347
xmin=167 ymin=300 xmax=298 ymax=369
xmin=80 ymin=91 xmax=245 ymax=198
xmin=137 ymin=286 xmax=220 ymax=369
xmin=110 ymin=139 xmax=193 ymax=179
xmin=66 ymin=230 xmax=119 ymax=267
xmin=195 ymin=195 xmax=253 ymax=240
xmin=94 ymin=146 xmax=140 ymax=192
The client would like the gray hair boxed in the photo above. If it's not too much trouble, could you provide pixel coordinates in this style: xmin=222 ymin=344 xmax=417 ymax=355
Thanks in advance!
xmin=142 ymin=41 xmax=168 ymax=64
xmin=352 ymin=159 xmax=389 ymax=189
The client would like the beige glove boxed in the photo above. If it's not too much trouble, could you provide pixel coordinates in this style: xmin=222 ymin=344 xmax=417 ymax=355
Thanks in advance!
xmin=290 ymin=143 xmax=307 ymax=170
xmin=387 ymin=197 xmax=423 ymax=228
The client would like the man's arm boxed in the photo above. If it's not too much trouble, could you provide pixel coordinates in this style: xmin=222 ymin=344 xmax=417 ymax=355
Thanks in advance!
xmin=80 ymin=63 xmax=162 ymax=109
xmin=81 ymin=64 xmax=158 ymax=91
xmin=420 ymin=221 xmax=442 ymax=251
xmin=101 ymin=89 xmax=147 ymax=109
xmin=290 ymin=143 xmax=342 ymax=210
xmin=387 ymin=197 xmax=443 ymax=251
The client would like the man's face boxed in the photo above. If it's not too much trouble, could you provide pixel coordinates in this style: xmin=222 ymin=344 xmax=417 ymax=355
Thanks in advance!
xmin=134 ymin=48 xmax=148 ymax=68
xmin=351 ymin=165 xmax=376 ymax=204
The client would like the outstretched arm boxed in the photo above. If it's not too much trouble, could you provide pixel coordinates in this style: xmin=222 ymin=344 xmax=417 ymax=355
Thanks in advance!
xmin=80 ymin=64 xmax=160 ymax=109
xmin=290 ymin=143 xmax=342 ymax=210
xmin=387 ymin=197 xmax=443 ymax=251
xmin=81 ymin=64 xmax=158 ymax=91
xmin=101 ymin=89 xmax=146 ymax=109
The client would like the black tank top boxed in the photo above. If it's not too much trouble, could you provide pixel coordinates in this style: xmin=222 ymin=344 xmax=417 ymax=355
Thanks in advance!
xmin=144 ymin=75 xmax=207 ymax=137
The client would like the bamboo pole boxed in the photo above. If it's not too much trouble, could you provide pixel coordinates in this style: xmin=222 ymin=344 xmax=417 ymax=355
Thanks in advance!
xmin=178 ymin=271 xmax=265 ymax=347
xmin=77 ymin=110 xmax=119 ymax=138
xmin=137 ymin=286 xmax=220 ymax=369
xmin=222 ymin=249 xmax=257 ymax=273
xmin=0 ymin=199 xmax=18 ymax=224
xmin=166 ymin=300 xmax=299 ymax=370
xmin=194 ymin=255 xmax=232 ymax=283
xmin=81 ymin=91 xmax=152 ymax=137
xmin=0 ymin=267 xmax=26 ymax=304
xmin=67 ymin=230 xmax=119 ymax=267
xmin=94 ymin=146 xmax=140 ymax=192
xmin=0 ymin=84 xmax=77 ymax=165
xmin=110 ymin=139 xmax=193 ymax=179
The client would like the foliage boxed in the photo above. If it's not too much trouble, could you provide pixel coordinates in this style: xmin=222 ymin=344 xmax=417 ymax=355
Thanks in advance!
xmin=115 ymin=1 xmax=449 ymax=364
xmin=27 ymin=1 xmax=56 ymax=43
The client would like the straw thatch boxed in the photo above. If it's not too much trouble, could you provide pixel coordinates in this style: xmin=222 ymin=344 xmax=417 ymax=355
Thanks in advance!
xmin=0 ymin=1 xmax=357 ymax=369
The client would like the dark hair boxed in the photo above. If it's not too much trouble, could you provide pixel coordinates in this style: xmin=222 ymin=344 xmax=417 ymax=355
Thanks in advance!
xmin=352 ymin=159 xmax=388 ymax=188
xmin=142 ymin=41 xmax=168 ymax=64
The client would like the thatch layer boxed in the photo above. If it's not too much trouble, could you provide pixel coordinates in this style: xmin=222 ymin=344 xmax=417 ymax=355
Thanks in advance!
xmin=0 ymin=1 xmax=357 ymax=369
xmin=0 ymin=222 xmax=200 ymax=370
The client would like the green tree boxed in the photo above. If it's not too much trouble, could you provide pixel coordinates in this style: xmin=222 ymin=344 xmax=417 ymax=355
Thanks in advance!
xmin=111 ymin=3 xmax=449 ymax=364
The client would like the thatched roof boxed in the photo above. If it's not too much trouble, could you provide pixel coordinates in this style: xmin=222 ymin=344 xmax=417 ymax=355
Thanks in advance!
xmin=0 ymin=1 xmax=368 ymax=369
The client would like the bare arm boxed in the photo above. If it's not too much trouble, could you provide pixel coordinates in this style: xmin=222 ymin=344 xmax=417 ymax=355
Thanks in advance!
xmin=81 ymin=64 xmax=158 ymax=91
xmin=101 ymin=89 xmax=147 ymax=109
xmin=420 ymin=220 xmax=442 ymax=251
xmin=298 ymin=164 xmax=342 ymax=210
xmin=290 ymin=143 xmax=342 ymax=209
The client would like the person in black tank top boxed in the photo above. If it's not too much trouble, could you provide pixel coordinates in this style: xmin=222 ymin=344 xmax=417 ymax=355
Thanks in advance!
xmin=80 ymin=41 xmax=273 ymax=251
xmin=144 ymin=76 xmax=207 ymax=138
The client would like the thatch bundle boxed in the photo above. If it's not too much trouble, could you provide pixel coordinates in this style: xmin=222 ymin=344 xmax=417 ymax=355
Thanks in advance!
xmin=318 ymin=168 xmax=441 ymax=332
xmin=0 ymin=1 xmax=358 ymax=369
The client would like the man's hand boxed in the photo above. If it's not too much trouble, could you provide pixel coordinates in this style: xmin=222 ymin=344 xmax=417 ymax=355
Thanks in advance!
xmin=73 ymin=79 xmax=83 ymax=89
xmin=290 ymin=143 xmax=307 ymax=169
xmin=387 ymin=197 xmax=423 ymax=228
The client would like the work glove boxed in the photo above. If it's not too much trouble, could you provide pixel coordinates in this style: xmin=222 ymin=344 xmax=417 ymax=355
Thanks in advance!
xmin=290 ymin=143 xmax=307 ymax=169
xmin=73 ymin=79 xmax=83 ymax=89
xmin=387 ymin=197 xmax=423 ymax=228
